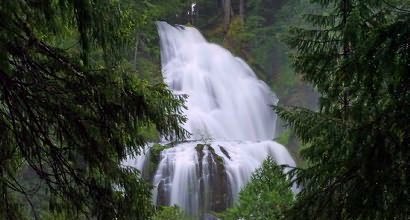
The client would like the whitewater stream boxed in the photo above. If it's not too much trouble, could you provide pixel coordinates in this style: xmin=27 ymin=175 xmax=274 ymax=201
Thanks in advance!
xmin=126 ymin=22 xmax=296 ymax=219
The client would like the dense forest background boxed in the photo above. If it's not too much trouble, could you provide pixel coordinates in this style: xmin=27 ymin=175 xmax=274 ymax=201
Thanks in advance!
xmin=1 ymin=0 xmax=408 ymax=219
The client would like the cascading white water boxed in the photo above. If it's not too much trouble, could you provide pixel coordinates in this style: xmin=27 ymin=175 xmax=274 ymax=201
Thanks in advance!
xmin=157 ymin=22 xmax=277 ymax=141
xmin=129 ymin=22 xmax=296 ymax=218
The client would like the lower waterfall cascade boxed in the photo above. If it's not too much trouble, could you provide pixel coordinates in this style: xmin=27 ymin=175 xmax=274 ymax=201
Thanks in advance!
xmin=125 ymin=22 xmax=296 ymax=218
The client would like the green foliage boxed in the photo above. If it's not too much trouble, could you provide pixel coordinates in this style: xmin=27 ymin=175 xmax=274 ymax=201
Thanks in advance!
xmin=0 ymin=0 xmax=187 ymax=219
xmin=148 ymin=144 xmax=170 ymax=177
xmin=276 ymin=0 xmax=410 ymax=219
xmin=150 ymin=144 xmax=170 ymax=164
xmin=224 ymin=17 xmax=249 ymax=55
xmin=140 ymin=124 xmax=161 ymax=143
xmin=124 ymin=0 xmax=187 ymax=82
xmin=221 ymin=157 xmax=294 ymax=220
xmin=201 ymin=0 xmax=318 ymax=108
xmin=276 ymin=129 xmax=292 ymax=146
xmin=41 ymin=210 xmax=84 ymax=220
xmin=153 ymin=206 xmax=191 ymax=220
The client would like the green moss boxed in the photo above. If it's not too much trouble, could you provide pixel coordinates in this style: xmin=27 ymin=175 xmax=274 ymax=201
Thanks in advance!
xmin=206 ymin=145 xmax=225 ymax=167
xmin=149 ymin=144 xmax=171 ymax=177
xmin=195 ymin=144 xmax=205 ymax=152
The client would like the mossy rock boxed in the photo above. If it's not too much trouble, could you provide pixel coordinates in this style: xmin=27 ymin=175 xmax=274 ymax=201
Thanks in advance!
xmin=195 ymin=143 xmax=206 ymax=152
xmin=148 ymin=144 xmax=171 ymax=179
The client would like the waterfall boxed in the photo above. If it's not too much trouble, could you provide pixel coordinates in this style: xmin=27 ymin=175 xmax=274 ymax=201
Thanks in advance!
xmin=128 ymin=22 xmax=296 ymax=218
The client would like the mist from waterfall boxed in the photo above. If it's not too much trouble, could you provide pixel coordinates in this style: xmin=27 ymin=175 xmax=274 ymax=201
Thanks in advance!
xmin=128 ymin=22 xmax=296 ymax=218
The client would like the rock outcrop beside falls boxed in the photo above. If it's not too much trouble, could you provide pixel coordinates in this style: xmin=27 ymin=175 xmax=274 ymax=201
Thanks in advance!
xmin=195 ymin=144 xmax=232 ymax=213
xmin=141 ymin=143 xmax=233 ymax=217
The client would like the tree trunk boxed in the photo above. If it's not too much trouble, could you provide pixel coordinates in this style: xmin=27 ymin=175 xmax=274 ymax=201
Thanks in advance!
xmin=223 ymin=0 xmax=231 ymax=31
xmin=239 ymin=0 xmax=245 ymax=22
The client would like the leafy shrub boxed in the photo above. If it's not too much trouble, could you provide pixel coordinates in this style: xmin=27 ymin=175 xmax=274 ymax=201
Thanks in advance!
xmin=153 ymin=206 xmax=191 ymax=220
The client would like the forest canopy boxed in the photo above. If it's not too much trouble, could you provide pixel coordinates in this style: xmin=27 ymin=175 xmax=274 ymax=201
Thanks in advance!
xmin=0 ymin=0 xmax=187 ymax=219
xmin=276 ymin=0 xmax=409 ymax=219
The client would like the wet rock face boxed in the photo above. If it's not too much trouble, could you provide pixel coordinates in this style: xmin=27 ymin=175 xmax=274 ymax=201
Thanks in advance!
xmin=219 ymin=145 xmax=231 ymax=160
xmin=196 ymin=144 xmax=232 ymax=216
xmin=138 ymin=144 xmax=171 ymax=182
xmin=147 ymin=140 xmax=296 ymax=219
xmin=148 ymin=143 xmax=234 ymax=219
xmin=138 ymin=144 xmax=172 ymax=206
xmin=156 ymin=179 xmax=170 ymax=205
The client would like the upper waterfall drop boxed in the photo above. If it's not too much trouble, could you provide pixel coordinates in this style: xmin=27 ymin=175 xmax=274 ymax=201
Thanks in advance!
xmin=157 ymin=21 xmax=278 ymax=141
xmin=126 ymin=22 xmax=297 ymax=219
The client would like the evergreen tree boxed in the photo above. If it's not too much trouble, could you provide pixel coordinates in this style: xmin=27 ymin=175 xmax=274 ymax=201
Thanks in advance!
xmin=0 ymin=0 xmax=187 ymax=219
xmin=222 ymin=157 xmax=294 ymax=220
xmin=276 ymin=0 xmax=409 ymax=219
